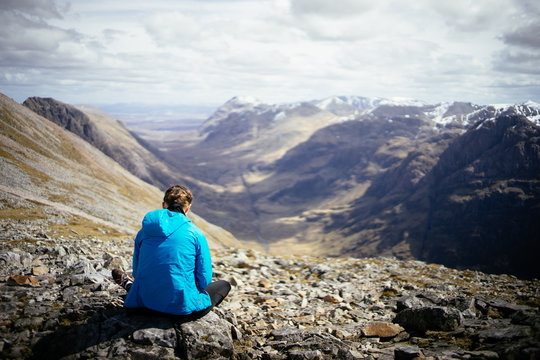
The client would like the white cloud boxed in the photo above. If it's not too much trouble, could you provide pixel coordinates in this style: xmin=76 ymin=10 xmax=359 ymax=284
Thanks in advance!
xmin=143 ymin=11 xmax=203 ymax=47
xmin=0 ymin=0 xmax=539 ymax=111
xmin=290 ymin=0 xmax=373 ymax=18
xmin=0 ymin=0 xmax=64 ymax=19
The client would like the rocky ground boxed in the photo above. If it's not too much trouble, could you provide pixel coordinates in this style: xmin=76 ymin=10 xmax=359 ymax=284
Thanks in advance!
xmin=1 ymin=220 xmax=539 ymax=359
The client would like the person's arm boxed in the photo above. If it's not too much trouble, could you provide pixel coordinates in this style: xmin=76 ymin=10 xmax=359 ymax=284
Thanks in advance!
xmin=132 ymin=230 xmax=143 ymax=279
xmin=194 ymin=231 xmax=213 ymax=291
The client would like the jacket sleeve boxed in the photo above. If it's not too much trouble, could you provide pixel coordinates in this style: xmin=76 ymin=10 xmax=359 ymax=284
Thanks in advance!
xmin=132 ymin=230 xmax=143 ymax=279
xmin=194 ymin=231 xmax=213 ymax=290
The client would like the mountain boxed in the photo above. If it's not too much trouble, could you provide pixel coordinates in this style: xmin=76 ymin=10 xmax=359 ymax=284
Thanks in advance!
xmin=133 ymin=95 xmax=540 ymax=278
xmin=2 ymin=92 xmax=539 ymax=359
xmin=330 ymin=112 xmax=540 ymax=279
xmin=156 ymin=96 xmax=346 ymax=240
xmin=22 ymin=97 xmax=182 ymax=189
xmin=0 ymin=93 xmax=239 ymax=249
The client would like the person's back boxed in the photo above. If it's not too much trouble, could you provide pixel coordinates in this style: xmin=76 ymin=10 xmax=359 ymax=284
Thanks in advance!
xmin=113 ymin=185 xmax=230 ymax=319
xmin=124 ymin=208 xmax=212 ymax=315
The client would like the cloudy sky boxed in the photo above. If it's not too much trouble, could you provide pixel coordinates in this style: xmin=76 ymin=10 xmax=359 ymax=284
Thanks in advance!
xmin=1 ymin=0 xmax=539 ymax=116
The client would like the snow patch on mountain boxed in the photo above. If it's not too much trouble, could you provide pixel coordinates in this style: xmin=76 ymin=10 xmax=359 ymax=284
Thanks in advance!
xmin=273 ymin=111 xmax=287 ymax=122
xmin=378 ymin=97 xmax=427 ymax=107
xmin=426 ymin=103 xmax=452 ymax=125
xmin=313 ymin=96 xmax=427 ymax=114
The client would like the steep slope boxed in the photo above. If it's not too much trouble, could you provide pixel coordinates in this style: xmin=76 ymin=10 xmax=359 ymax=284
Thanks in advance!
xmin=332 ymin=112 xmax=540 ymax=278
xmin=0 ymin=93 xmax=239 ymax=249
xmin=418 ymin=113 xmax=540 ymax=278
xmin=22 ymin=97 xmax=181 ymax=189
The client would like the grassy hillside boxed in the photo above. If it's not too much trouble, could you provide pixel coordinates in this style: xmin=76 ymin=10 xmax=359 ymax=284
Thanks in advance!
xmin=0 ymin=93 xmax=241 ymax=249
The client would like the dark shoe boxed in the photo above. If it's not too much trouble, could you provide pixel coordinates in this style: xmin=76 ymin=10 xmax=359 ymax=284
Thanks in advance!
xmin=112 ymin=269 xmax=131 ymax=287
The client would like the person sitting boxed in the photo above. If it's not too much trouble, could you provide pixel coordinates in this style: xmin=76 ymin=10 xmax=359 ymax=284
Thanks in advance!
xmin=112 ymin=185 xmax=230 ymax=320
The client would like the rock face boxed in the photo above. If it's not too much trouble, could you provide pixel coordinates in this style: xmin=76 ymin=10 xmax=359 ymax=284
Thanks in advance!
xmin=417 ymin=114 xmax=540 ymax=279
xmin=1 ymin=222 xmax=539 ymax=359
xmin=326 ymin=113 xmax=540 ymax=279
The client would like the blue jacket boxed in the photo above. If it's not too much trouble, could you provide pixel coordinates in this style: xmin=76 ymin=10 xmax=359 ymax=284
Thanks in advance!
xmin=124 ymin=209 xmax=213 ymax=315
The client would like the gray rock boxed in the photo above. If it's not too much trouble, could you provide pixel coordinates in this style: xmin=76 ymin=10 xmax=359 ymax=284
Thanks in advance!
xmin=288 ymin=349 xmax=324 ymax=360
xmin=396 ymin=295 xmax=426 ymax=312
xmin=394 ymin=306 xmax=463 ymax=333
xmin=132 ymin=327 xmax=177 ymax=348
xmin=176 ymin=311 xmax=234 ymax=360
xmin=486 ymin=298 xmax=533 ymax=317
xmin=477 ymin=325 xmax=532 ymax=343
xmin=394 ymin=345 xmax=423 ymax=360
xmin=129 ymin=346 xmax=177 ymax=360
xmin=464 ymin=350 xmax=499 ymax=359
xmin=1 ymin=233 xmax=539 ymax=360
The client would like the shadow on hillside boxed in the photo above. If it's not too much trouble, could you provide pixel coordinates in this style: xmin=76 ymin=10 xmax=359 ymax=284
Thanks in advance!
xmin=30 ymin=306 xmax=192 ymax=360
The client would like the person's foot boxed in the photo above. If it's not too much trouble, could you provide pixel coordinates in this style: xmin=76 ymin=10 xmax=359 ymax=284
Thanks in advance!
xmin=112 ymin=269 xmax=132 ymax=288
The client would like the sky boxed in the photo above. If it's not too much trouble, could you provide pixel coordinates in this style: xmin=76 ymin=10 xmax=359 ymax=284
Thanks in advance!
xmin=1 ymin=0 xmax=540 ymax=118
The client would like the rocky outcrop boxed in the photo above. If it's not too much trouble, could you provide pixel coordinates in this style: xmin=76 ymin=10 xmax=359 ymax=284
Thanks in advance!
xmin=1 ymin=220 xmax=539 ymax=359
xmin=22 ymin=97 xmax=108 ymax=156
xmin=0 ymin=224 xmax=236 ymax=360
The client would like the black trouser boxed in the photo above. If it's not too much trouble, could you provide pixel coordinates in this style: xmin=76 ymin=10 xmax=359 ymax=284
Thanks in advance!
xmin=205 ymin=280 xmax=232 ymax=308
xmin=125 ymin=279 xmax=231 ymax=323
xmin=172 ymin=280 xmax=231 ymax=322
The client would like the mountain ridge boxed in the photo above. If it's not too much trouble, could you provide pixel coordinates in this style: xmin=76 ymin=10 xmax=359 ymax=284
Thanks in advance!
xmin=143 ymin=95 xmax=540 ymax=278
xmin=18 ymin=93 xmax=540 ymax=278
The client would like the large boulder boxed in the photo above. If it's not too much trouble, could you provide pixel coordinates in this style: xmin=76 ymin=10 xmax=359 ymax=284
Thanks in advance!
xmin=394 ymin=306 xmax=463 ymax=333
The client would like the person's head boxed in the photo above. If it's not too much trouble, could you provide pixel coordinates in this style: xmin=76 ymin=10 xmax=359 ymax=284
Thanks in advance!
xmin=162 ymin=185 xmax=193 ymax=214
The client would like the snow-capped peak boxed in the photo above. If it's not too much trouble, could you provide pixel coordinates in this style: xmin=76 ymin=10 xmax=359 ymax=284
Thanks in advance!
xmin=523 ymin=100 xmax=540 ymax=109
xmin=378 ymin=97 xmax=427 ymax=107
xmin=228 ymin=96 xmax=263 ymax=107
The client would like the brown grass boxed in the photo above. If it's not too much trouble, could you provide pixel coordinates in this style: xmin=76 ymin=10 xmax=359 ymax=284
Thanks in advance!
xmin=0 ymin=207 xmax=48 ymax=221
xmin=47 ymin=214 xmax=130 ymax=240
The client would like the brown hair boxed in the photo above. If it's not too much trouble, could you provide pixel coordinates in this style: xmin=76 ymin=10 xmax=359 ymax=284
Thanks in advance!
xmin=163 ymin=185 xmax=193 ymax=210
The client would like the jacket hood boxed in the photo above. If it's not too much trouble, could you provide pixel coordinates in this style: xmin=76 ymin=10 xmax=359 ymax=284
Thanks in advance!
xmin=141 ymin=209 xmax=190 ymax=237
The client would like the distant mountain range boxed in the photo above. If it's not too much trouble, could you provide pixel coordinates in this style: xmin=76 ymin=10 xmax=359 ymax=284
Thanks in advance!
xmin=20 ymin=94 xmax=540 ymax=278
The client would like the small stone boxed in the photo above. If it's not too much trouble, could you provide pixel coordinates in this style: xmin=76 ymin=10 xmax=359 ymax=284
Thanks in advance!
xmin=258 ymin=278 xmax=272 ymax=288
xmin=464 ymin=350 xmax=499 ymax=359
xmin=129 ymin=346 xmax=176 ymax=360
xmin=396 ymin=295 xmax=426 ymax=312
xmin=8 ymin=275 xmax=39 ymax=287
xmin=362 ymin=321 xmax=404 ymax=339
xmin=323 ymin=294 xmax=342 ymax=304
xmin=103 ymin=256 xmax=128 ymax=271
xmin=229 ymin=275 xmax=245 ymax=287
xmin=477 ymin=325 xmax=531 ymax=342
xmin=32 ymin=265 xmax=49 ymax=276
xmin=177 ymin=311 xmax=234 ymax=360
xmin=231 ymin=324 xmax=243 ymax=340
xmin=394 ymin=345 xmax=424 ymax=360
xmin=254 ymin=319 xmax=267 ymax=328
